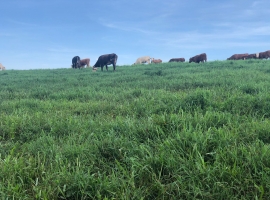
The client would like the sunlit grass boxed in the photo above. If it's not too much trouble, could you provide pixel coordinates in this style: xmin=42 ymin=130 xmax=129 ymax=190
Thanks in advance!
xmin=1 ymin=60 xmax=270 ymax=199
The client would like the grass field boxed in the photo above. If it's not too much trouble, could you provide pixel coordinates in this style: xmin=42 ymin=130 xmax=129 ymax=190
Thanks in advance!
xmin=1 ymin=60 xmax=270 ymax=199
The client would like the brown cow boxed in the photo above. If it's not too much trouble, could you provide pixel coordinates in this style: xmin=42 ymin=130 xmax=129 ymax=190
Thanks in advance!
xmin=259 ymin=50 xmax=270 ymax=59
xmin=169 ymin=58 xmax=185 ymax=62
xmin=79 ymin=58 xmax=90 ymax=68
xmin=247 ymin=53 xmax=259 ymax=59
xmin=189 ymin=53 xmax=207 ymax=63
xmin=151 ymin=58 xmax=162 ymax=64
xmin=227 ymin=53 xmax=249 ymax=60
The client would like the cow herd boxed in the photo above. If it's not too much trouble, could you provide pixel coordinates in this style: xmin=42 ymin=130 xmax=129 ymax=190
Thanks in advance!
xmin=227 ymin=50 xmax=270 ymax=60
xmin=71 ymin=50 xmax=270 ymax=71
xmin=71 ymin=53 xmax=117 ymax=71
xmin=71 ymin=53 xmax=208 ymax=71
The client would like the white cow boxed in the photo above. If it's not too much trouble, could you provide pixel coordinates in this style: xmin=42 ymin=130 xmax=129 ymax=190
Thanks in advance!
xmin=0 ymin=63 xmax=6 ymax=71
xmin=133 ymin=56 xmax=151 ymax=65
xmin=256 ymin=53 xmax=259 ymax=58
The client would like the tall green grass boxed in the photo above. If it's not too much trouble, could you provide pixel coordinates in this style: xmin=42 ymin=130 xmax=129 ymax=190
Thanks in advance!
xmin=1 ymin=60 xmax=270 ymax=199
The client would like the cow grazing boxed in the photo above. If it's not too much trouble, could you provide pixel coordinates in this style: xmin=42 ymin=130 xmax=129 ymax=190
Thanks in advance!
xmin=72 ymin=56 xmax=80 ymax=69
xmin=79 ymin=58 xmax=90 ymax=68
xmin=133 ymin=56 xmax=151 ymax=65
xmin=189 ymin=53 xmax=207 ymax=63
xmin=0 ymin=63 xmax=6 ymax=71
xmin=169 ymin=58 xmax=185 ymax=62
xmin=227 ymin=53 xmax=249 ymax=60
xmin=151 ymin=58 xmax=162 ymax=64
xmin=247 ymin=53 xmax=259 ymax=59
xmin=259 ymin=50 xmax=270 ymax=59
xmin=93 ymin=53 xmax=118 ymax=71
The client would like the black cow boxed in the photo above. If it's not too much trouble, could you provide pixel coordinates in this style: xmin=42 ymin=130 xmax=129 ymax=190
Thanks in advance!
xmin=259 ymin=50 xmax=270 ymax=59
xmin=189 ymin=53 xmax=207 ymax=63
xmin=93 ymin=53 xmax=118 ymax=71
xmin=72 ymin=56 xmax=80 ymax=69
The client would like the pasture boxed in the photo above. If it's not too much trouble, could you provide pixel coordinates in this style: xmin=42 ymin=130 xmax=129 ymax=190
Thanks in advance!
xmin=1 ymin=60 xmax=270 ymax=199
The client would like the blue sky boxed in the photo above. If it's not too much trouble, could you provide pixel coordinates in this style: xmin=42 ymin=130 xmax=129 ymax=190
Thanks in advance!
xmin=1 ymin=0 xmax=270 ymax=70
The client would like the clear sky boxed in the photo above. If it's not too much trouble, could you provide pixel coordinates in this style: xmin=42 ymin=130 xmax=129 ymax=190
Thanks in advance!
xmin=1 ymin=0 xmax=270 ymax=70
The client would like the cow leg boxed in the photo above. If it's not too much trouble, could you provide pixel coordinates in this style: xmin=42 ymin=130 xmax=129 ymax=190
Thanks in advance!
xmin=101 ymin=66 xmax=104 ymax=71
xmin=106 ymin=65 xmax=108 ymax=71
xmin=113 ymin=64 xmax=116 ymax=71
xmin=76 ymin=58 xmax=79 ymax=69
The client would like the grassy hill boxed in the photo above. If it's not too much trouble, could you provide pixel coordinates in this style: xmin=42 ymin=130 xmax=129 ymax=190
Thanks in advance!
xmin=1 ymin=60 xmax=270 ymax=199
